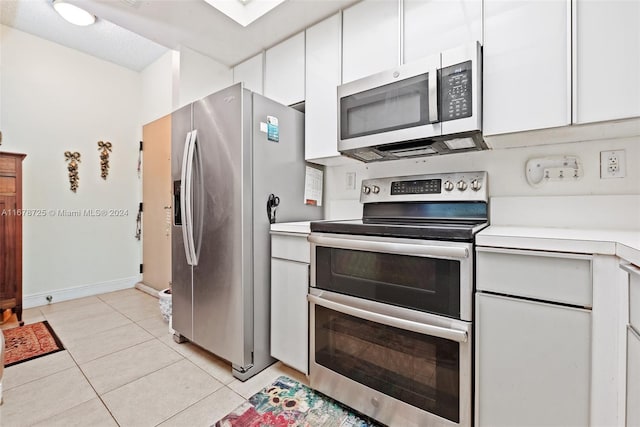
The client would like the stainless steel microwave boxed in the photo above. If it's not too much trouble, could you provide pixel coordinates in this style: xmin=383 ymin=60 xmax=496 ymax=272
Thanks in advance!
xmin=338 ymin=42 xmax=486 ymax=162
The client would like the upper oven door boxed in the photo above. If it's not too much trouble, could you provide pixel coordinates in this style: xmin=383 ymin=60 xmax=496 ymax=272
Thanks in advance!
xmin=309 ymin=233 xmax=473 ymax=321
xmin=338 ymin=54 xmax=442 ymax=152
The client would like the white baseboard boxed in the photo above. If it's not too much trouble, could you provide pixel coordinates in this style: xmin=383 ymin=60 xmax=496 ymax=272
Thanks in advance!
xmin=135 ymin=282 xmax=161 ymax=298
xmin=23 ymin=276 xmax=140 ymax=309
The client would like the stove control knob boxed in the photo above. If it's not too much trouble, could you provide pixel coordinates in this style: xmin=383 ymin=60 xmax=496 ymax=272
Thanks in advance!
xmin=372 ymin=185 xmax=380 ymax=194
xmin=362 ymin=186 xmax=371 ymax=195
xmin=457 ymin=180 xmax=468 ymax=191
xmin=471 ymin=179 xmax=482 ymax=191
xmin=443 ymin=180 xmax=454 ymax=192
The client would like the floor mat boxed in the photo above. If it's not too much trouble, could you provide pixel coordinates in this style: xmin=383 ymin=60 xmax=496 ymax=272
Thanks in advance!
xmin=3 ymin=321 xmax=65 ymax=367
xmin=215 ymin=375 xmax=384 ymax=427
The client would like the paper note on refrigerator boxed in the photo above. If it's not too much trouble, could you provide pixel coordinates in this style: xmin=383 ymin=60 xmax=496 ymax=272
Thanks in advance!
xmin=304 ymin=166 xmax=323 ymax=206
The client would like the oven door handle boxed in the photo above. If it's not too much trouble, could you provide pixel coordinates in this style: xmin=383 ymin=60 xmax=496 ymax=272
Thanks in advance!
xmin=308 ymin=235 xmax=469 ymax=259
xmin=308 ymin=294 xmax=469 ymax=343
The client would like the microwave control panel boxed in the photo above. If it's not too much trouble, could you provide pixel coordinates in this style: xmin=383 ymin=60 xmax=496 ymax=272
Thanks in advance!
xmin=440 ymin=60 xmax=472 ymax=122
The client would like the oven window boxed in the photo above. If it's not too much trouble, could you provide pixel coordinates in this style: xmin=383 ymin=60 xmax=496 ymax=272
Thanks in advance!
xmin=316 ymin=247 xmax=460 ymax=318
xmin=315 ymin=305 xmax=460 ymax=422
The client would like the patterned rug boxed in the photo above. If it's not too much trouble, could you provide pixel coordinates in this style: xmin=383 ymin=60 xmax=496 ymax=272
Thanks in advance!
xmin=3 ymin=321 xmax=65 ymax=367
xmin=215 ymin=376 xmax=383 ymax=427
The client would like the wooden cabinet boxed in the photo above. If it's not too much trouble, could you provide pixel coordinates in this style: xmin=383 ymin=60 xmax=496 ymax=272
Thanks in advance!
xmin=483 ymin=0 xmax=571 ymax=135
xmin=264 ymin=32 xmax=305 ymax=106
xmin=476 ymin=247 xmax=592 ymax=426
xmin=403 ymin=0 xmax=482 ymax=64
xmin=233 ymin=52 xmax=264 ymax=95
xmin=574 ymin=0 xmax=640 ymax=124
xmin=270 ymin=230 xmax=310 ymax=374
xmin=0 ymin=152 xmax=26 ymax=325
xmin=342 ymin=0 xmax=399 ymax=83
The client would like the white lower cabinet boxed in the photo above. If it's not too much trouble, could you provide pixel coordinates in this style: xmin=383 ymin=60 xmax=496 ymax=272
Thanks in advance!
xmin=476 ymin=293 xmax=591 ymax=426
xmin=628 ymin=326 xmax=640 ymax=426
xmin=626 ymin=262 xmax=640 ymax=426
xmin=270 ymin=232 xmax=310 ymax=374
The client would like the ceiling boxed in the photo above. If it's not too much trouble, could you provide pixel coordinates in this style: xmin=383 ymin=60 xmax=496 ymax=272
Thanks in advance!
xmin=0 ymin=0 xmax=359 ymax=71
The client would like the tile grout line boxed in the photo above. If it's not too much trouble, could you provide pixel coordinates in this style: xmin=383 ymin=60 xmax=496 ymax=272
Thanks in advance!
xmin=64 ymin=341 xmax=123 ymax=426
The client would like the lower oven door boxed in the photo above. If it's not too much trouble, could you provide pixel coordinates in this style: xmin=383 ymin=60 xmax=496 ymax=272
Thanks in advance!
xmin=309 ymin=289 xmax=471 ymax=427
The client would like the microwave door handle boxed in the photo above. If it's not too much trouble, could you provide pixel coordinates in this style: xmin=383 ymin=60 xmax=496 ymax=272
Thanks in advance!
xmin=429 ymin=67 xmax=439 ymax=123
xmin=308 ymin=294 xmax=468 ymax=343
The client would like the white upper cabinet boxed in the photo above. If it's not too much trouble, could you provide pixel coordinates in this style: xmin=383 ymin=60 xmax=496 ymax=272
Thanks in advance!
xmin=233 ymin=53 xmax=263 ymax=95
xmin=403 ymin=0 xmax=482 ymax=64
xmin=342 ymin=0 xmax=399 ymax=83
xmin=574 ymin=0 xmax=640 ymax=124
xmin=305 ymin=13 xmax=342 ymax=162
xmin=264 ymin=32 xmax=305 ymax=106
xmin=483 ymin=0 xmax=571 ymax=136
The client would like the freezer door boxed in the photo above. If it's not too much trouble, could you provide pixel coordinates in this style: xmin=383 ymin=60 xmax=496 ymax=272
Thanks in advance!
xmin=171 ymin=103 xmax=194 ymax=340
xmin=191 ymin=84 xmax=253 ymax=367
xmin=251 ymin=94 xmax=324 ymax=371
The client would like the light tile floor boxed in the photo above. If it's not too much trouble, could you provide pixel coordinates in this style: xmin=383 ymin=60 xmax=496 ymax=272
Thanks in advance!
xmin=0 ymin=289 xmax=308 ymax=427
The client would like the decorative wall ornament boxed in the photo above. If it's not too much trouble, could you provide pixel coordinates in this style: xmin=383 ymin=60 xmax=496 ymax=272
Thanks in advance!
xmin=64 ymin=151 xmax=81 ymax=192
xmin=97 ymin=141 xmax=112 ymax=179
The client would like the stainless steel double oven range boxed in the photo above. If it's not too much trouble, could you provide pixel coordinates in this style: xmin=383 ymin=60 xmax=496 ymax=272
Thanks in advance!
xmin=309 ymin=172 xmax=488 ymax=427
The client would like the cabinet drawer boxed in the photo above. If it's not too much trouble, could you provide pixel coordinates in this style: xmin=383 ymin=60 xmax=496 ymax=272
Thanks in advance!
xmin=0 ymin=157 xmax=16 ymax=175
xmin=626 ymin=263 xmax=640 ymax=331
xmin=0 ymin=177 xmax=16 ymax=193
xmin=271 ymin=233 xmax=310 ymax=263
xmin=477 ymin=248 xmax=592 ymax=307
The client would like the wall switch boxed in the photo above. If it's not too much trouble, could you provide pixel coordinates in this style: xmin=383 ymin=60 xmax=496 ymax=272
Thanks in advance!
xmin=600 ymin=150 xmax=626 ymax=179
xmin=346 ymin=172 xmax=356 ymax=190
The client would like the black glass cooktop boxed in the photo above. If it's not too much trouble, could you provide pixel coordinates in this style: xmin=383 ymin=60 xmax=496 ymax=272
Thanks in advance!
xmin=311 ymin=201 xmax=488 ymax=242
xmin=310 ymin=219 xmax=488 ymax=242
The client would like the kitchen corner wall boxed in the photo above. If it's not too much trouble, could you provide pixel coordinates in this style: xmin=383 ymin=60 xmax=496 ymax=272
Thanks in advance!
xmin=0 ymin=25 xmax=142 ymax=306
xmin=177 ymin=46 xmax=233 ymax=108
xmin=141 ymin=50 xmax=179 ymax=126
xmin=325 ymin=137 xmax=640 ymax=224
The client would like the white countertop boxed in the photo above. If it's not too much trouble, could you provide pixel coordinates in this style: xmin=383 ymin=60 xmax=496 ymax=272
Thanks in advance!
xmin=477 ymin=226 xmax=640 ymax=266
xmin=270 ymin=221 xmax=312 ymax=234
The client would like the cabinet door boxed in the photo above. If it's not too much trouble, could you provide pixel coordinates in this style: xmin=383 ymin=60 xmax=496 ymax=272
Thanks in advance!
xmin=403 ymin=0 xmax=482 ymax=64
xmin=575 ymin=0 xmax=640 ymax=124
xmin=476 ymin=293 xmax=591 ymax=426
xmin=342 ymin=0 xmax=399 ymax=83
xmin=629 ymin=327 xmax=640 ymax=427
xmin=0 ymin=196 xmax=16 ymax=301
xmin=305 ymin=13 xmax=341 ymax=161
xmin=271 ymin=258 xmax=309 ymax=374
xmin=233 ymin=53 xmax=263 ymax=95
xmin=264 ymin=32 xmax=305 ymax=106
xmin=483 ymin=0 xmax=570 ymax=135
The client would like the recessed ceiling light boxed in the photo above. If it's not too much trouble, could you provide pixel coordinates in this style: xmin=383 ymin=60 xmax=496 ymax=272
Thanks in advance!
xmin=52 ymin=0 xmax=97 ymax=26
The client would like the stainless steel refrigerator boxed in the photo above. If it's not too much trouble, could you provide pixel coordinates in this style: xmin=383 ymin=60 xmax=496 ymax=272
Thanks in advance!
xmin=171 ymin=83 xmax=322 ymax=380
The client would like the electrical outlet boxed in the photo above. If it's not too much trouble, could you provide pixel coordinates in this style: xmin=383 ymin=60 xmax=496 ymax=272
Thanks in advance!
xmin=600 ymin=150 xmax=626 ymax=179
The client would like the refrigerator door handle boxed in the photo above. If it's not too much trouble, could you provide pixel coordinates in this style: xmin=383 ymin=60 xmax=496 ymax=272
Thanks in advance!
xmin=189 ymin=130 xmax=202 ymax=266
xmin=180 ymin=131 xmax=194 ymax=266
xmin=184 ymin=131 xmax=199 ymax=266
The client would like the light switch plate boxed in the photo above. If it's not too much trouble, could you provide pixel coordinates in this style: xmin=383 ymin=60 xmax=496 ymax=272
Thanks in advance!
xmin=346 ymin=172 xmax=356 ymax=190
